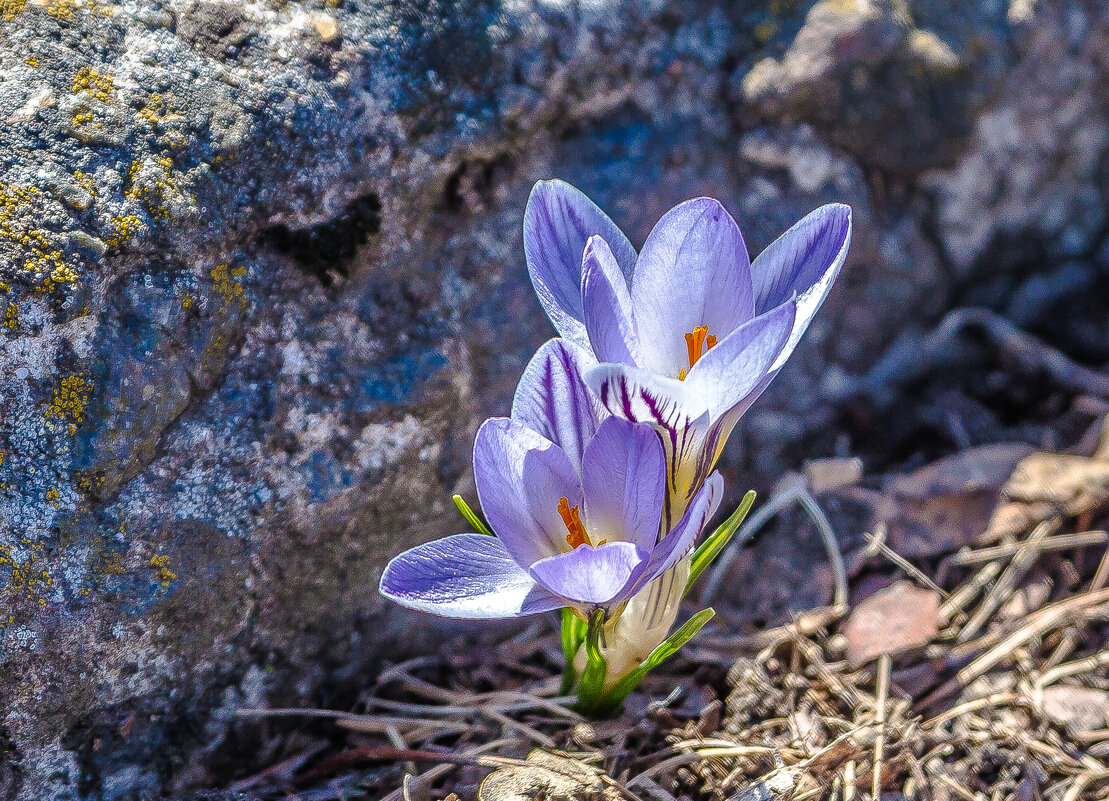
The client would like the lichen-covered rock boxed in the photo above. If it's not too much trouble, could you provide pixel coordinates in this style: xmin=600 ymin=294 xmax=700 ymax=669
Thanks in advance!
xmin=0 ymin=0 xmax=1107 ymax=798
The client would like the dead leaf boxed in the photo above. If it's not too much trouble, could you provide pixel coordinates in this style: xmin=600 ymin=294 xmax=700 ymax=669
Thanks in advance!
xmin=880 ymin=444 xmax=1034 ymax=557
xmin=479 ymin=750 xmax=617 ymax=801
xmin=984 ymin=451 xmax=1109 ymax=541
xmin=843 ymin=580 xmax=941 ymax=668
xmin=1039 ymin=685 xmax=1109 ymax=736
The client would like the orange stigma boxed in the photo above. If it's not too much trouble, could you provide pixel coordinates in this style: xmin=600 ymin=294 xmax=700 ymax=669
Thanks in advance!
xmin=557 ymin=497 xmax=589 ymax=549
xmin=680 ymin=325 xmax=718 ymax=380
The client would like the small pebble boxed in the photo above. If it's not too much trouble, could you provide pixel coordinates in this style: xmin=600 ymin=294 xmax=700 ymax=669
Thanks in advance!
xmin=312 ymin=14 xmax=339 ymax=42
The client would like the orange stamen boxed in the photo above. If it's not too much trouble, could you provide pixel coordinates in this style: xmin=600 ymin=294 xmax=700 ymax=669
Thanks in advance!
xmin=557 ymin=496 xmax=589 ymax=549
xmin=680 ymin=325 xmax=716 ymax=380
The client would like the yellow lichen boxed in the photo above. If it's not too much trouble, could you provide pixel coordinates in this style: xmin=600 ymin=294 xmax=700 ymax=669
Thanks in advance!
xmin=0 ymin=182 xmax=73 ymax=291
xmin=47 ymin=0 xmax=75 ymax=19
xmin=45 ymin=374 xmax=92 ymax=434
xmin=107 ymin=213 xmax=143 ymax=247
xmin=24 ymin=56 xmax=39 ymax=67
xmin=124 ymin=156 xmax=187 ymax=220
xmin=0 ymin=541 xmax=53 ymax=607
xmin=3 ymin=300 xmax=17 ymax=332
xmin=75 ymin=470 xmax=104 ymax=492
xmin=72 ymin=66 xmax=113 ymax=101
xmin=101 ymin=552 xmax=125 ymax=574
xmin=74 ymin=170 xmax=97 ymax=197
xmin=137 ymin=93 xmax=181 ymax=127
xmin=45 ymin=263 xmax=78 ymax=290
xmin=78 ymin=537 xmax=128 ymax=598
xmin=149 ymin=554 xmax=177 ymax=589
xmin=0 ymin=0 xmax=25 ymax=21
xmin=211 ymin=264 xmax=247 ymax=309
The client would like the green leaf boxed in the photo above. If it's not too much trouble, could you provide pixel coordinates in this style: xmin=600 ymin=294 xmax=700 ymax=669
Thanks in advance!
xmin=574 ymin=610 xmax=608 ymax=712
xmin=559 ymin=608 xmax=587 ymax=695
xmin=686 ymin=490 xmax=756 ymax=594
xmin=453 ymin=494 xmax=494 ymax=536
xmin=599 ymin=608 xmax=716 ymax=712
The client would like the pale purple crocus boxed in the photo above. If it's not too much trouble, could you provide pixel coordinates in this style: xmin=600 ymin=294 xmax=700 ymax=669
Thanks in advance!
xmin=511 ymin=337 xmax=698 ymax=688
xmin=524 ymin=180 xmax=852 ymax=522
xmin=379 ymin=413 xmax=722 ymax=619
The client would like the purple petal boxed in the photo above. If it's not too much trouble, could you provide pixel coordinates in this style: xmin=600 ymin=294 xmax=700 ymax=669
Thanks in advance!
xmin=633 ymin=471 xmax=724 ymax=593
xmin=686 ymin=300 xmax=796 ymax=421
xmin=529 ymin=541 xmax=649 ymax=606
xmin=511 ymin=338 xmax=607 ymax=474
xmin=581 ymin=417 xmax=665 ymax=551
xmin=524 ymin=180 xmax=637 ymax=347
xmin=696 ymin=371 xmax=776 ymax=476
xmin=474 ymin=418 xmax=583 ymax=566
xmin=581 ymin=235 xmax=642 ymax=365
xmin=380 ymin=534 xmax=564 ymax=618
xmin=749 ymin=204 xmax=851 ymax=371
xmin=583 ymin=362 xmax=711 ymax=529
xmin=630 ymin=198 xmax=754 ymax=376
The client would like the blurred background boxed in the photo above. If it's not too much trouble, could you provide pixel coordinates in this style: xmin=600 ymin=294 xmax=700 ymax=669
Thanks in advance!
xmin=0 ymin=0 xmax=1107 ymax=797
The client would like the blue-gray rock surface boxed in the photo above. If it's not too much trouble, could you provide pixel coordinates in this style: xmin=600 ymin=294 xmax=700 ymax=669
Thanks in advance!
xmin=0 ymin=0 xmax=1107 ymax=798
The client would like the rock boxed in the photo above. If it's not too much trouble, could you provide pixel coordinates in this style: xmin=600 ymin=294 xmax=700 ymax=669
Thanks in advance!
xmin=0 ymin=0 xmax=1106 ymax=797
xmin=925 ymin=0 xmax=1109 ymax=274
xmin=1040 ymin=685 xmax=1109 ymax=736
xmin=739 ymin=0 xmax=1008 ymax=172
xmin=804 ymin=457 xmax=863 ymax=494
xmin=843 ymin=581 xmax=941 ymax=668
xmin=311 ymin=13 xmax=339 ymax=43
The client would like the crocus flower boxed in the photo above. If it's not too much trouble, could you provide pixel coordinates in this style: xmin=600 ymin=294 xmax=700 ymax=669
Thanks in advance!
xmin=379 ymin=411 xmax=722 ymax=619
xmin=509 ymin=338 xmax=713 ymax=694
xmin=524 ymin=180 xmax=851 ymax=522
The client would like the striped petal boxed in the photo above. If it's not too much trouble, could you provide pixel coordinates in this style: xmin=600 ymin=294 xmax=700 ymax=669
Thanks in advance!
xmin=524 ymin=180 xmax=637 ymax=348
xmin=633 ymin=471 xmax=723 ymax=593
xmin=511 ymin=338 xmax=606 ymax=475
xmin=749 ymin=204 xmax=851 ymax=371
xmin=581 ymin=235 xmax=641 ymax=365
xmin=379 ymin=534 xmax=564 ymax=619
xmin=583 ymin=363 xmax=712 ymax=527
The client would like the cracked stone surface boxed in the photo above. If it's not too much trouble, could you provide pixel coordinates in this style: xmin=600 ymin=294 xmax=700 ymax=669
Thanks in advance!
xmin=0 ymin=0 xmax=1107 ymax=797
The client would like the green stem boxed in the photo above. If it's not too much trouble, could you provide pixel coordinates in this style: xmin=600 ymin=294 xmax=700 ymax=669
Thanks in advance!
xmin=559 ymin=608 xmax=586 ymax=695
xmin=573 ymin=609 xmax=609 ymax=714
